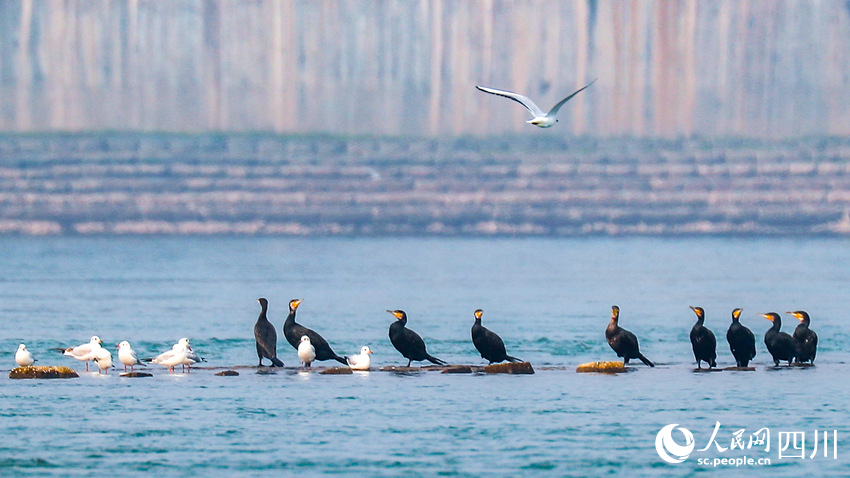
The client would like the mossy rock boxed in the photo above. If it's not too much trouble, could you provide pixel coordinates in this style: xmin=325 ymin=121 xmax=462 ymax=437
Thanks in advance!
xmin=10 ymin=366 xmax=79 ymax=379
xmin=485 ymin=361 xmax=534 ymax=374
xmin=319 ymin=367 xmax=353 ymax=375
xmin=120 ymin=372 xmax=153 ymax=378
xmin=215 ymin=370 xmax=239 ymax=376
xmin=723 ymin=366 xmax=755 ymax=372
xmin=575 ymin=361 xmax=626 ymax=374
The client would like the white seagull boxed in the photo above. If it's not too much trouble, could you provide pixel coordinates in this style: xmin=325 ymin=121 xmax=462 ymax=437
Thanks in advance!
xmin=346 ymin=346 xmax=373 ymax=371
xmin=298 ymin=335 xmax=316 ymax=368
xmin=92 ymin=347 xmax=113 ymax=375
xmin=167 ymin=337 xmax=205 ymax=373
xmin=152 ymin=339 xmax=189 ymax=374
xmin=183 ymin=344 xmax=206 ymax=373
xmin=476 ymin=78 xmax=597 ymax=128
xmin=64 ymin=336 xmax=103 ymax=372
xmin=117 ymin=341 xmax=146 ymax=373
xmin=15 ymin=344 xmax=35 ymax=367
xmin=155 ymin=348 xmax=187 ymax=374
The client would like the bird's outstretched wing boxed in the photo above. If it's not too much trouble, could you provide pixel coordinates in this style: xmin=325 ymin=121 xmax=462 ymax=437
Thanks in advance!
xmin=476 ymin=85 xmax=545 ymax=117
xmin=546 ymin=78 xmax=597 ymax=118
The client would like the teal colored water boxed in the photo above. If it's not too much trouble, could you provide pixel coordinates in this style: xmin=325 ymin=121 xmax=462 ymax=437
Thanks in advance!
xmin=1 ymin=237 xmax=848 ymax=476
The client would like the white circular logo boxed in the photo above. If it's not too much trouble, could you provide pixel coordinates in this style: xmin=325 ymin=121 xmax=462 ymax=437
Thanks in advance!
xmin=655 ymin=424 xmax=695 ymax=464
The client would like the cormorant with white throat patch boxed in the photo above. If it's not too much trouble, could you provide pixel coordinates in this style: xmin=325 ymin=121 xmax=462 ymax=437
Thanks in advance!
xmin=471 ymin=309 xmax=522 ymax=364
xmin=605 ymin=306 xmax=654 ymax=366
xmin=762 ymin=312 xmax=796 ymax=366
xmin=282 ymin=299 xmax=346 ymax=365
xmin=689 ymin=306 xmax=717 ymax=369
xmin=789 ymin=310 xmax=818 ymax=364
xmin=726 ymin=308 xmax=756 ymax=367
xmin=388 ymin=310 xmax=447 ymax=367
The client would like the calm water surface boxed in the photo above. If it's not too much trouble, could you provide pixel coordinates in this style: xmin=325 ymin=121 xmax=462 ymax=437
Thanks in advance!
xmin=0 ymin=237 xmax=848 ymax=476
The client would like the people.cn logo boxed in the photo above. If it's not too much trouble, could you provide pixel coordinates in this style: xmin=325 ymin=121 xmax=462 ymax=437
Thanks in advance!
xmin=656 ymin=424 xmax=696 ymax=464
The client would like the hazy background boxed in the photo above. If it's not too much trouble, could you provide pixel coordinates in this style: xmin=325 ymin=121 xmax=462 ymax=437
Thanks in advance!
xmin=1 ymin=0 xmax=849 ymax=138
xmin=1 ymin=1 xmax=850 ymax=237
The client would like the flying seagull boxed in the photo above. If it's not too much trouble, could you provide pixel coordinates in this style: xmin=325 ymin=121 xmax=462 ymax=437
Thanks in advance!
xmin=476 ymin=78 xmax=597 ymax=128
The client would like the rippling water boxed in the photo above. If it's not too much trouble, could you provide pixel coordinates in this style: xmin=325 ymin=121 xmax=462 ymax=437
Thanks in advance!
xmin=1 ymin=237 xmax=848 ymax=476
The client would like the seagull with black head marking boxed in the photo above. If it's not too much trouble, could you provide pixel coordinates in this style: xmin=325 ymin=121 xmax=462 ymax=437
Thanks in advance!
xmin=476 ymin=78 xmax=596 ymax=128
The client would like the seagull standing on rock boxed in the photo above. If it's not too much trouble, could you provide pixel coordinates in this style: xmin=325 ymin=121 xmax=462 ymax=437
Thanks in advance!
xmin=476 ymin=79 xmax=597 ymax=128
xmin=64 ymin=336 xmax=103 ymax=372
xmin=182 ymin=339 xmax=206 ymax=373
xmin=117 ymin=341 xmax=146 ymax=373
xmin=15 ymin=344 xmax=35 ymax=367
xmin=346 ymin=346 xmax=373 ymax=371
xmin=152 ymin=338 xmax=192 ymax=374
xmin=298 ymin=335 xmax=316 ymax=368
xmin=152 ymin=342 xmax=188 ymax=374
xmin=92 ymin=348 xmax=113 ymax=375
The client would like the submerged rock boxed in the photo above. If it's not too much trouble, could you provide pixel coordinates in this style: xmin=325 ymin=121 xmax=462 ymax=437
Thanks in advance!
xmin=10 ymin=365 xmax=79 ymax=379
xmin=442 ymin=365 xmax=475 ymax=374
xmin=320 ymin=367 xmax=353 ymax=375
xmin=215 ymin=370 xmax=239 ymax=376
xmin=485 ymin=361 xmax=534 ymax=374
xmin=575 ymin=361 xmax=626 ymax=374
xmin=120 ymin=372 xmax=153 ymax=378
xmin=723 ymin=366 xmax=756 ymax=372
xmin=379 ymin=365 xmax=443 ymax=372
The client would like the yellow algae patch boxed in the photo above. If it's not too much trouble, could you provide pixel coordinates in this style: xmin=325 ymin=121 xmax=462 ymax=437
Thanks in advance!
xmin=10 ymin=366 xmax=79 ymax=379
xmin=575 ymin=361 xmax=626 ymax=374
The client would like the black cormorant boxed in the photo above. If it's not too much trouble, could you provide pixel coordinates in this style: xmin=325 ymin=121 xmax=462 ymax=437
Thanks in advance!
xmin=387 ymin=310 xmax=447 ymax=367
xmin=471 ymin=309 xmax=522 ymax=364
xmin=689 ymin=306 xmax=717 ymax=369
xmin=726 ymin=308 xmax=756 ymax=367
xmin=282 ymin=299 xmax=346 ymax=364
xmin=254 ymin=298 xmax=284 ymax=367
xmin=789 ymin=310 xmax=818 ymax=364
xmin=762 ymin=312 xmax=796 ymax=366
xmin=605 ymin=306 xmax=654 ymax=366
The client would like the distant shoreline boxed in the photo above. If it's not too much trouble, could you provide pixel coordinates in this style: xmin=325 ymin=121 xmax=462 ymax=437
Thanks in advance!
xmin=2 ymin=133 xmax=849 ymax=237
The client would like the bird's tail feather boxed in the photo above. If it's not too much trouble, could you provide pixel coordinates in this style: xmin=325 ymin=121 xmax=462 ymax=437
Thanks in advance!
xmin=333 ymin=355 xmax=347 ymax=365
xmin=427 ymin=355 xmax=447 ymax=366
xmin=506 ymin=355 xmax=523 ymax=363
xmin=270 ymin=357 xmax=284 ymax=367
xmin=638 ymin=354 xmax=655 ymax=367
